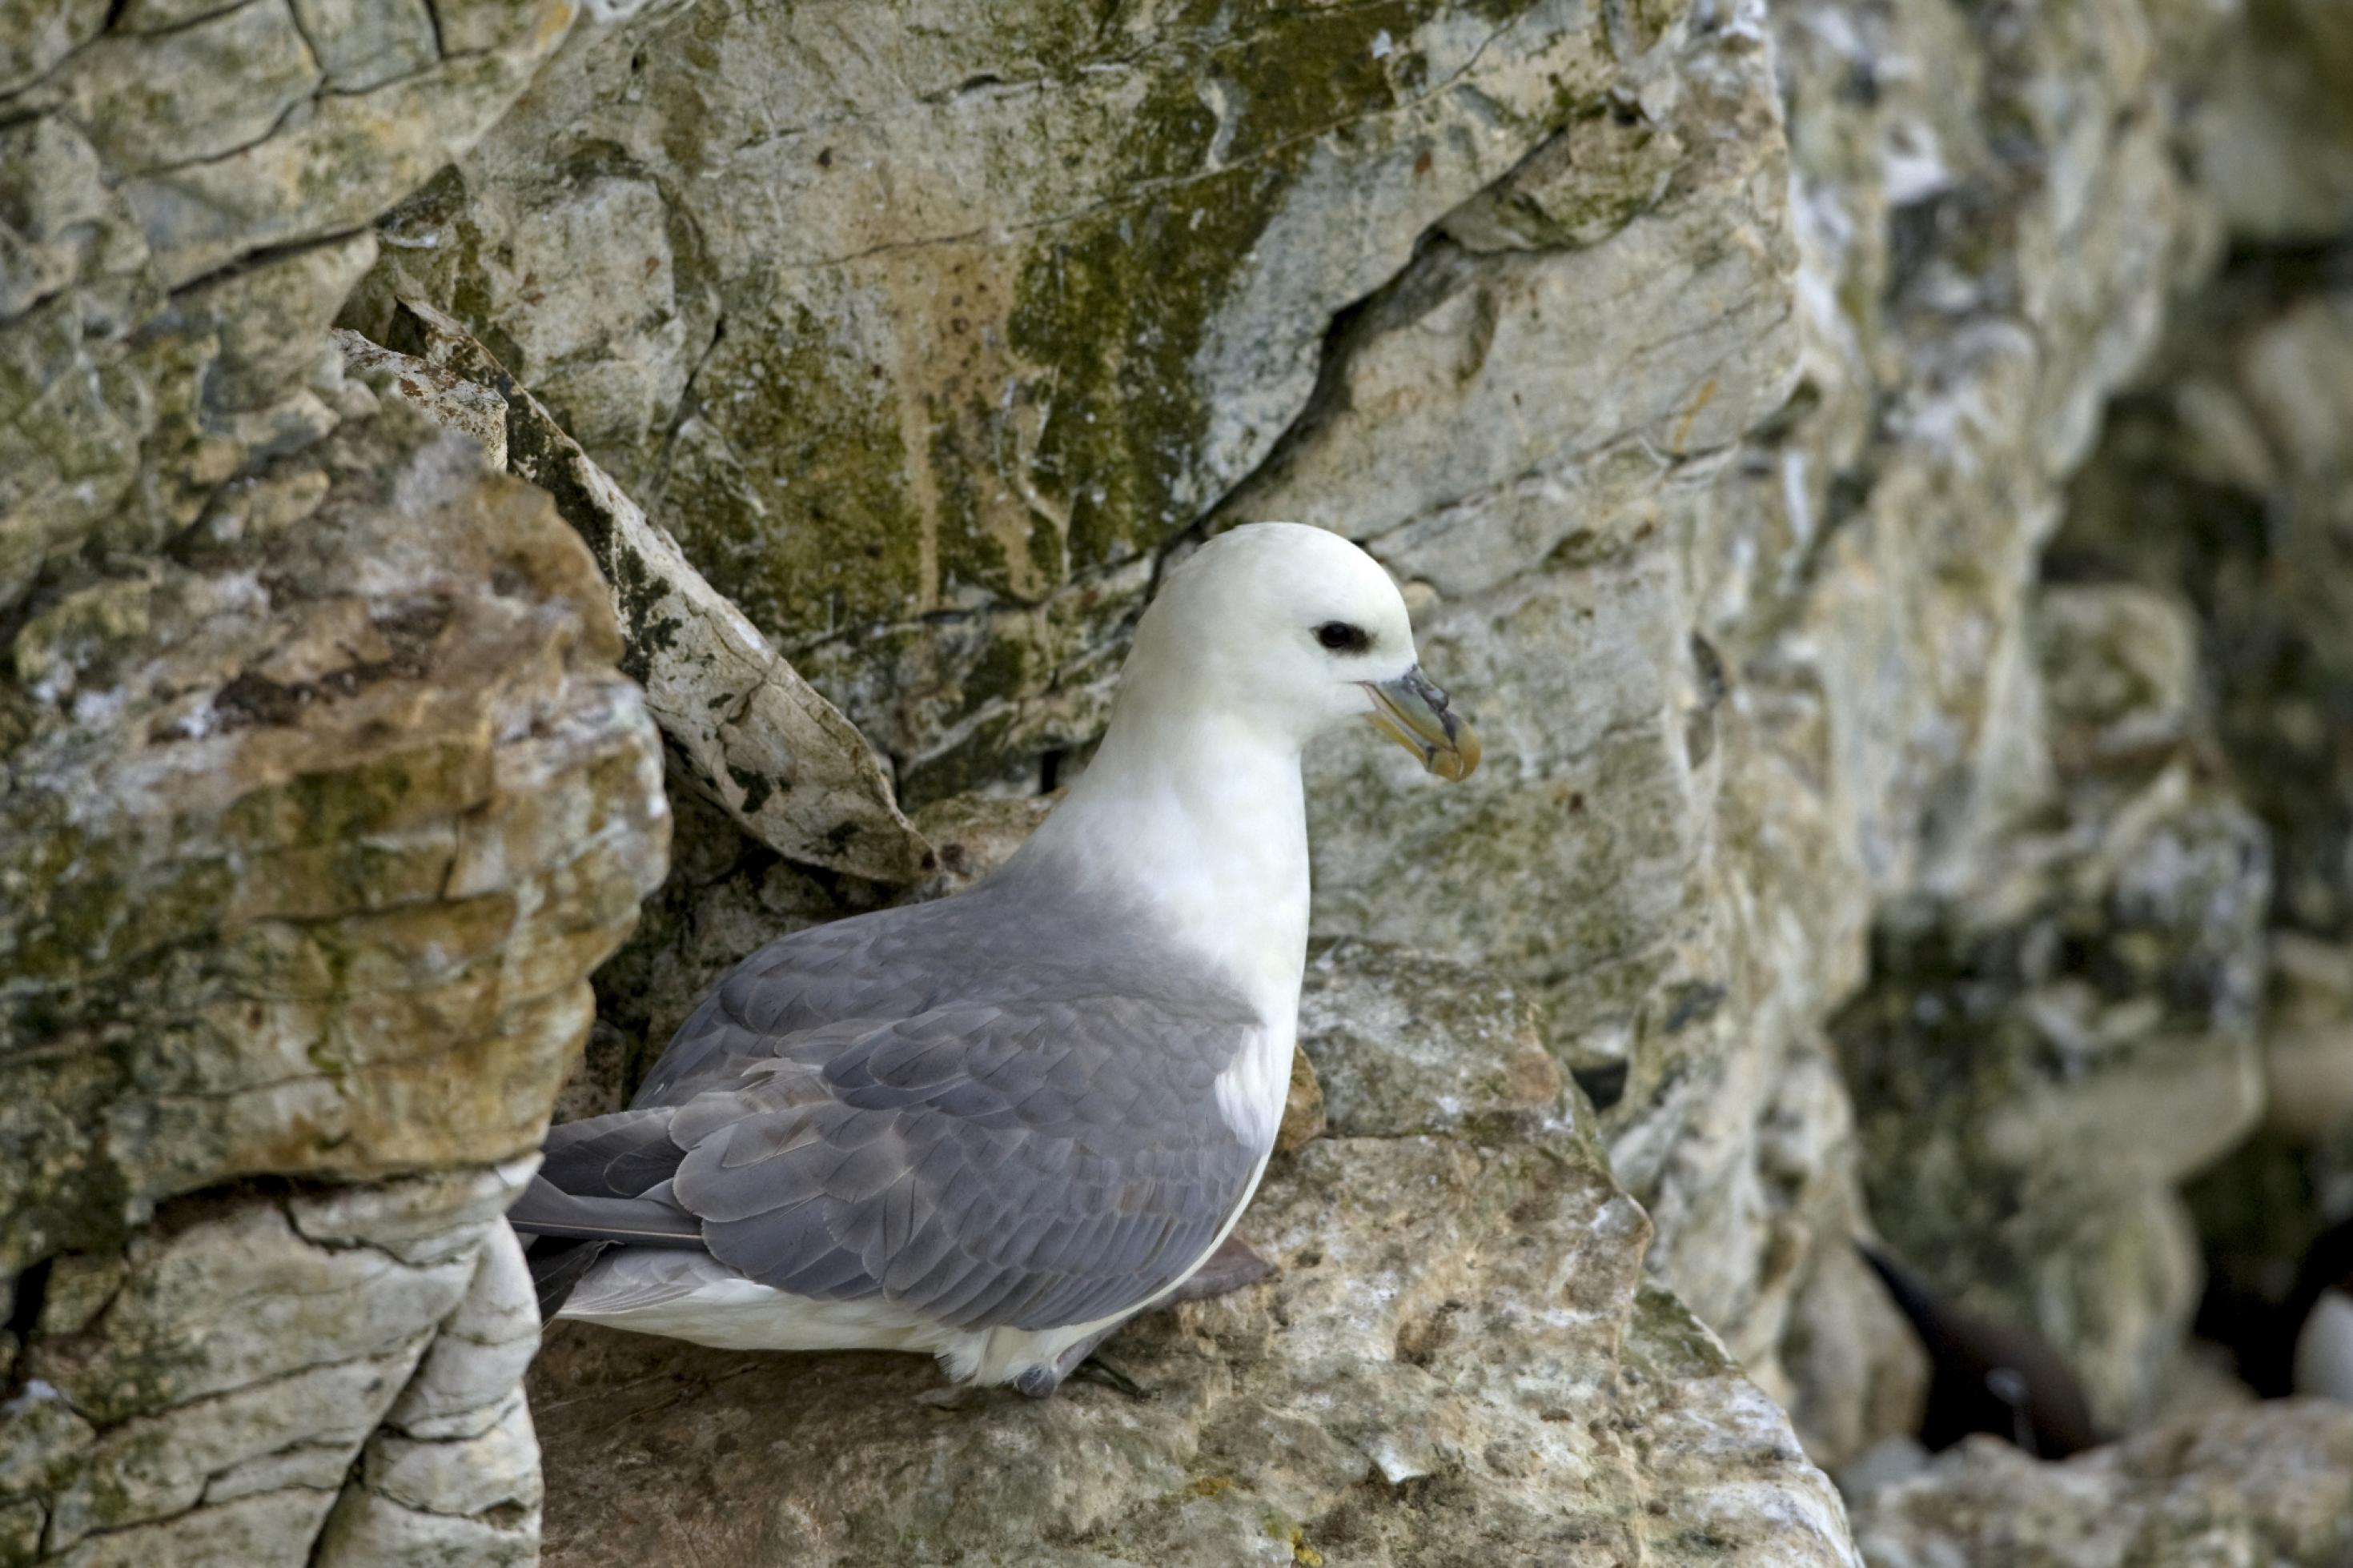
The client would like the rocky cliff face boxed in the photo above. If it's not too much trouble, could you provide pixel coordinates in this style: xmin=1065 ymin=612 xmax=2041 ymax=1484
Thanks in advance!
xmin=4 ymin=0 xmax=2351 ymax=1562
xmin=0 ymin=6 xmax=676 ymax=1564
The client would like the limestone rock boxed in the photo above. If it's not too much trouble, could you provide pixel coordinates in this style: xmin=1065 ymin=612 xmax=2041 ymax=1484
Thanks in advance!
xmin=2263 ymin=934 xmax=2353 ymax=1143
xmin=1655 ymin=0 xmax=2241 ymax=1447
xmin=0 ymin=2 xmax=814 ymax=1565
xmin=1275 ymin=1048 xmax=1326 ymax=1156
xmin=0 ymin=112 xmax=162 ymax=606
xmin=1299 ymin=940 xmax=1566 ymax=1142
xmin=0 ymin=410 xmax=668 ymax=1274
xmin=437 ymin=0 xmax=2263 ymax=1489
xmin=1234 ymin=8 xmax=1799 ymax=578
xmin=311 ymin=1229 xmax=548 ymax=1566
xmin=2062 ymin=279 xmax=2353 ymax=936
xmin=2 ymin=4 xmax=683 ymax=1550
xmin=333 ymin=329 xmax=511 ymax=471
xmin=0 ymin=1165 xmax=535 ymax=1565
xmin=0 ymin=407 xmax=665 ymax=1567
xmin=903 ymin=791 xmax=1058 ymax=900
xmin=122 ymin=17 xmax=575 ymax=291
xmin=1832 ymin=587 xmax=2268 ymax=1428
xmin=0 ymin=0 xmax=599 ymax=614
xmin=356 ymin=297 xmax=935 ymax=884
xmin=293 ymin=0 xmax=441 ymax=93
xmin=0 ymin=2 xmax=103 ymax=98
xmin=62 ymin=2 xmax=324 ymax=178
xmin=351 ymin=0 xmax=1688 ymax=795
xmin=2189 ymin=0 xmax=2353 ymax=242
xmin=3 ymin=0 xmax=2349 ymax=1562
xmin=2056 ymin=255 xmax=2353 ymax=1404
xmin=528 ymin=944 xmax=1860 ymax=1567
xmin=1849 ymin=1402 xmax=2353 ymax=1567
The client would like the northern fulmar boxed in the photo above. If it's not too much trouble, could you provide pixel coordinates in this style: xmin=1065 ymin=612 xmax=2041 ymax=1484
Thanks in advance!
xmin=509 ymin=523 xmax=1480 ymax=1396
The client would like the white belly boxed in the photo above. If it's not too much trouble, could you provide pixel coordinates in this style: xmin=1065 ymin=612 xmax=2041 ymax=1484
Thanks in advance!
xmin=561 ymin=1269 xmax=1179 ymax=1387
xmin=1214 ymin=1022 xmax=1295 ymax=1149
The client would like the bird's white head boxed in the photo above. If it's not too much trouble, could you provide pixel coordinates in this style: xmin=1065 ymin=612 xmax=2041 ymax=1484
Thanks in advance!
xmin=1019 ymin=523 xmax=1476 ymax=1022
xmin=1122 ymin=523 xmax=1480 ymax=779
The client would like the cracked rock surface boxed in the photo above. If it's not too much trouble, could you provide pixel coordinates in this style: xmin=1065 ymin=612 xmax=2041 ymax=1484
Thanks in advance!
xmin=0 ymin=409 xmax=667 ymax=1564
xmin=6 ymin=0 xmax=2353 ymax=1558
xmin=355 ymin=297 xmax=936 ymax=884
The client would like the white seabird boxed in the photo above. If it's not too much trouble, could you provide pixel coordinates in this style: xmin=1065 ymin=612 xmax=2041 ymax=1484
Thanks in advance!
xmin=508 ymin=523 xmax=1480 ymax=1395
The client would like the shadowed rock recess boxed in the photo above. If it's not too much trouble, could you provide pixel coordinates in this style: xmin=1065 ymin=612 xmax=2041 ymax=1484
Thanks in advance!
xmin=5 ymin=0 xmax=2353 ymax=1562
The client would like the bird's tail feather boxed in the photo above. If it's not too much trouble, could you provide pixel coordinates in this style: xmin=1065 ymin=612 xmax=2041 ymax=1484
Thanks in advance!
xmin=508 ymin=1172 xmax=705 ymax=1321
xmin=524 ymin=1235 xmax=612 ymax=1321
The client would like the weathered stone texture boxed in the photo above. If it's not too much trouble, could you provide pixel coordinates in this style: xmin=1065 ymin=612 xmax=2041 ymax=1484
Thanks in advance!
xmin=2 ymin=1164 xmax=541 ymax=1566
xmin=1849 ymin=1402 xmax=2353 ymax=1567
xmin=355 ymin=0 xmax=2306 ymax=1509
xmin=0 ymin=411 xmax=667 ymax=1562
xmin=4 ymin=0 xmax=2352 ymax=1555
xmin=1829 ymin=583 xmax=2270 ymax=1428
xmin=2188 ymin=0 xmax=2353 ymax=243
xmin=346 ymin=0 xmax=1692 ymax=796
xmin=0 ymin=5 xmax=677 ymax=1564
xmin=345 ymin=298 xmax=937 ymax=884
xmin=2053 ymin=228 xmax=2353 ymax=1407
xmin=0 ymin=0 xmax=608 ymax=614
xmin=0 ymin=413 xmax=666 ymax=1273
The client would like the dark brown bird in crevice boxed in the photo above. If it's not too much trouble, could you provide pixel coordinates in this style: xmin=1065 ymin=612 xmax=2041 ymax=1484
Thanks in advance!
xmin=1860 ymin=1241 xmax=2101 ymax=1459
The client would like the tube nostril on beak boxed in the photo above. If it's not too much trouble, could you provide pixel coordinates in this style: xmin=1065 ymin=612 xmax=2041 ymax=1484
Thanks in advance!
xmin=1362 ymin=667 xmax=1480 ymax=781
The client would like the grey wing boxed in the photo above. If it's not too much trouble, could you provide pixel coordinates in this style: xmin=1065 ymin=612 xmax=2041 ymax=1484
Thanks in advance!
xmin=508 ymin=1109 xmax=702 ymax=1317
xmin=521 ymin=876 xmax=1271 ymax=1333
xmin=631 ymin=887 xmax=1030 ymax=1103
xmin=518 ymin=993 xmax=1268 ymax=1334
xmin=669 ymin=993 xmax=1266 ymax=1331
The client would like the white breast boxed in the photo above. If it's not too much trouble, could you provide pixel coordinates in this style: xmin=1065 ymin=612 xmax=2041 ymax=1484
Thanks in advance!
xmin=1214 ymin=1022 xmax=1297 ymax=1150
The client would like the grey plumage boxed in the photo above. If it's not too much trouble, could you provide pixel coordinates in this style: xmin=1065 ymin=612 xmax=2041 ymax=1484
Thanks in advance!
xmin=512 ymin=859 xmax=1267 ymax=1337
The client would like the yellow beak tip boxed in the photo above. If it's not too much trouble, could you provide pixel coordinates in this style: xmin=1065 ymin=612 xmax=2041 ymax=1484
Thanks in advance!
xmin=1364 ymin=681 xmax=1480 ymax=783
xmin=1433 ymin=730 xmax=1480 ymax=781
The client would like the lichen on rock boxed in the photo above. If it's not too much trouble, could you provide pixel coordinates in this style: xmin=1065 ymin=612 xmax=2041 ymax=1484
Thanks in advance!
xmin=6 ymin=0 xmax=2353 ymax=1558
xmin=341 ymin=295 xmax=936 ymax=884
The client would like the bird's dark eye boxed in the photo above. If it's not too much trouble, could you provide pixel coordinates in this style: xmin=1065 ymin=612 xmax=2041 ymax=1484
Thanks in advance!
xmin=1315 ymin=621 xmax=1371 ymax=653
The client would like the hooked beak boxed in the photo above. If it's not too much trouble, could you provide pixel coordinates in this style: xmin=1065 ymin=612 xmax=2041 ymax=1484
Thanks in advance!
xmin=1362 ymin=668 xmax=1480 ymax=782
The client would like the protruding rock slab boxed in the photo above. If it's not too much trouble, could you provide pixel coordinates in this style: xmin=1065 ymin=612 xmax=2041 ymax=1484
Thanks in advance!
xmin=358 ymin=298 xmax=934 ymax=885
xmin=0 ymin=406 xmax=668 ymax=1563
xmin=0 ymin=408 xmax=669 ymax=1270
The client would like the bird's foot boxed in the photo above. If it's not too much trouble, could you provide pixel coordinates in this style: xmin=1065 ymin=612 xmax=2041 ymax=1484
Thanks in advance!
xmin=1010 ymin=1239 xmax=1274 ymax=1400
xmin=1014 ymin=1321 xmax=1131 ymax=1399
xmin=1067 ymin=1355 xmax=1152 ymax=1400
xmin=1162 ymin=1236 xmax=1274 ymax=1305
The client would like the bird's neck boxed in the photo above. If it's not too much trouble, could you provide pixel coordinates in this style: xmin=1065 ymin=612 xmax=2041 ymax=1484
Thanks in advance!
xmin=1015 ymin=699 xmax=1311 ymax=1025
